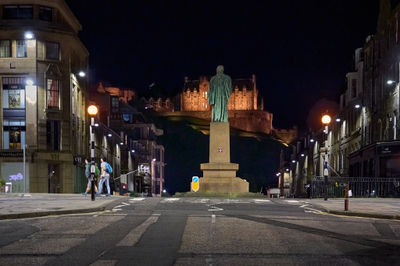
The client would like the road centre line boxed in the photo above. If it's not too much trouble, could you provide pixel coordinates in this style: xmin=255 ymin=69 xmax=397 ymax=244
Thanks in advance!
xmin=117 ymin=214 xmax=161 ymax=246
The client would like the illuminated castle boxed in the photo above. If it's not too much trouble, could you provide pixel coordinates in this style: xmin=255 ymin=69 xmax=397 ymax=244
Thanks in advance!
xmin=180 ymin=74 xmax=264 ymax=111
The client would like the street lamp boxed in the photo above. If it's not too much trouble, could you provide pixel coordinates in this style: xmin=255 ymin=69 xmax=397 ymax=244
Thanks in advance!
xmin=88 ymin=105 xmax=98 ymax=201
xmin=24 ymin=31 xmax=34 ymax=39
xmin=321 ymin=113 xmax=331 ymax=201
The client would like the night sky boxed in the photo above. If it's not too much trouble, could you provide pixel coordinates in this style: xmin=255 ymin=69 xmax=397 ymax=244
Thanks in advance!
xmin=66 ymin=0 xmax=379 ymax=130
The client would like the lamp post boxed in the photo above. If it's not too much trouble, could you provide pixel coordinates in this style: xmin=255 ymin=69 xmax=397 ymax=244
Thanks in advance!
xmin=88 ymin=105 xmax=98 ymax=201
xmin=321 ymin=114 xmax=331 ymax=201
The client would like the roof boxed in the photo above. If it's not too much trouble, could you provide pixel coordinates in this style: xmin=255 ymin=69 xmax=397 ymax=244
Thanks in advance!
xmin=183 ymin=77 xmax=254 ymax=91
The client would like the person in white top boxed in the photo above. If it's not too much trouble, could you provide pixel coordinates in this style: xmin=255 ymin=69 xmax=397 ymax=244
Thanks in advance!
xmin=97 ymin=157 xmax=111 ymax=197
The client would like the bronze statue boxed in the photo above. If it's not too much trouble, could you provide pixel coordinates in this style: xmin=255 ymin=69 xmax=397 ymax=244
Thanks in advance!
xmin=209 ymin=65 xmax=232 ymax=122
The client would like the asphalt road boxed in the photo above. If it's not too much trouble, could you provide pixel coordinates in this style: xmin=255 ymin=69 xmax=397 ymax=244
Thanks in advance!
xmin=0 ymin=198 xmax=399 ymax=266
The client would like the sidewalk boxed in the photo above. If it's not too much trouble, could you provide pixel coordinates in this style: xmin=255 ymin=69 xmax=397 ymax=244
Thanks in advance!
xmin=0 ymin=193 xmax=126 ymax=220
xmin=309 ymin=198 xmax=400 ymax=220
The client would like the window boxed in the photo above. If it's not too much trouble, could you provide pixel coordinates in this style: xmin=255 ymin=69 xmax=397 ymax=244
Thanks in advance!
xmin=46 ymin=42 xmax=59 ymax=60
xmin=111 ymin=97 xmax=119 ymax=113
xmin=16 ymin=40 xmax=27 ymax=58
xmin=0 ymin=40 xmax=11 ymax=57
xmin=3 ymin=87 xmax=25 ymax=109
xmin=3 ymin=120 xmax=25 ymax=149
xmin=351 ymin=79 xmax=357 ymax=98
xmin=47 ymin=120 xmax=60 ymax=151
xmin=39 ymin=6 xmax=53 ymax=21
xmin=3 ymin=5 xmax=33 ymax=19
xmin=47 ymin=79 xmax=60 ymax=109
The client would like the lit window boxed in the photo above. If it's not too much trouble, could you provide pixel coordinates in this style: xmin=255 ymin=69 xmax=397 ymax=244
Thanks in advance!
xmin=47 ymin=79 xmax=60 ymax=109
xmin=0 ymin=40 xmax=11 ymax=57
xmin=16 ymin=40 xmax=27 ymax=57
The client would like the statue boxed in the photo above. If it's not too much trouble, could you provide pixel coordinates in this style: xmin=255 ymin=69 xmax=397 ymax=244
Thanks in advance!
xmin=209 ymin=65 xmax=232 ymax=122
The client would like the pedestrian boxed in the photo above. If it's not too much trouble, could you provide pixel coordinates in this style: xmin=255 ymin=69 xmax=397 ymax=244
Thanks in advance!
xmin=97 ymin=157 xmax=111 ymax=197
xmin=83 ymin=158 xmax=98 ymax=196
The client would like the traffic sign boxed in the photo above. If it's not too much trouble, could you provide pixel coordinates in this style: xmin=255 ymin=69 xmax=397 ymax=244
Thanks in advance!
xmin=192 ymin=176 xmax=199 ymax=192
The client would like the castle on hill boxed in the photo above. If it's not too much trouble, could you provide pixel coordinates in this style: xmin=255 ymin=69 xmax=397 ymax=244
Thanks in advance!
xmin=142 ymin=74 xmax=297 ymax=145
xmin=181 ymin=74 xmax=263 ymax=112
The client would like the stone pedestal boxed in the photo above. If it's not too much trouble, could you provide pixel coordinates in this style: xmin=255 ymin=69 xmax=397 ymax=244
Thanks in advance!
xmin=196 ymin=122 xmax=249 ymax=193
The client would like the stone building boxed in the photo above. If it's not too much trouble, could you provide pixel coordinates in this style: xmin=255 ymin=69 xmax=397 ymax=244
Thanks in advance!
xmin=94 ymin=85 xmax=166 ymax=196
xmin=0 ymin=0 xmax=89 ymax=193
xmin=349 ymin=0 xmax=400 ymax=177
xmin=285 ymin=0 xmax=400 ymax=196
xmin=180 ymin=75 xmax=262 ymax=112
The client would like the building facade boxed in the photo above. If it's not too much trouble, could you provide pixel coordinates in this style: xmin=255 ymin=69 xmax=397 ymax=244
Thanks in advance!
xmin=349 ymin=0 xmax=400 ymax=177
xmin=180 ymin=75 xmax=262 ymax=112
xmin=94 ymin=85 xmax=166 ymax=196
xmin=284 ymin=0 xmax=400 ymax=197
xmin=0 ymin=0 xmax=89 ymax=193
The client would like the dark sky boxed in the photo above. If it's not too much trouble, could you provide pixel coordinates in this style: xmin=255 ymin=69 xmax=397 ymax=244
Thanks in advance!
xmin=65 ymin=0 xmax=379 ymax=129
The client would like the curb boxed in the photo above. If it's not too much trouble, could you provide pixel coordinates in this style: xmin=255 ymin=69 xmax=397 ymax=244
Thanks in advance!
xmin=310 ymin=202 xmax=400 ymax=220
xmin=0 ymin=197 xmax=127 ymax=220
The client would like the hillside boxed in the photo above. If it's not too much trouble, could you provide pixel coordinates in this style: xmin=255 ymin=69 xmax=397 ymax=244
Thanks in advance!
xmin=149 ymin=113 xmax=287 ymax=194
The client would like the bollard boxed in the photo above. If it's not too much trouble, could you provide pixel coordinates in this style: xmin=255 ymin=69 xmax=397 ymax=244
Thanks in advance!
xmin=344 ymin=183 xmax=349 ymax=211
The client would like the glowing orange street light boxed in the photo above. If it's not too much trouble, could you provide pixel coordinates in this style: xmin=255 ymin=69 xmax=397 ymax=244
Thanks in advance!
xmin=321 ymin=114 xmax=331 ymax=125
xmin=321 ymin=113 xmax=331 ymax=201
xmin=88 ymin=104 xmax=98 ymax=201
xmin=88 ymin=105 xmax=98 ymax=116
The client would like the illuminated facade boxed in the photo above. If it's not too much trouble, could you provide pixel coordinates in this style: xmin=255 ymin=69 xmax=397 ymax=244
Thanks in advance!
xmin=0 ymin=0 xmax=89 ymax=193
xmin=180 ymin=74 xmax=262 ymax=111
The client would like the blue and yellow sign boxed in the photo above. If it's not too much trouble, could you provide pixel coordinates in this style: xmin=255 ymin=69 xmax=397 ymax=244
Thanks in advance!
xmin=192 ymin=176 xmax=199 ymax=192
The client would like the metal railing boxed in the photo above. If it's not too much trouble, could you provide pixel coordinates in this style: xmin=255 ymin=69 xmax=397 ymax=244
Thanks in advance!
xmin=115 ymin=169 xmax=138 ymax=192
xmin=311 ymin=176 xmax=400 ymax=198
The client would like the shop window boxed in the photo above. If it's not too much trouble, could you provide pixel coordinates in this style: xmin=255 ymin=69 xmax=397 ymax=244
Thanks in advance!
xmin=3 ymin=120 xmax=25 ymax=149
xmin=39 ymin=6 xmax=53 ymax=22
xmin=47 ymin=79 xmax=60 ymax=109
xmin=46 ymin=42 xmax=59 ymax=60
xmin=16 ymin=40 xmax=27 ymax=58
xmin=0 ymin=40 xmax=11 ymax=57
xmin=3 ymin=5 xmax=33 ymax=19
xmin=2 ymin=85 xmax=25 ymax=109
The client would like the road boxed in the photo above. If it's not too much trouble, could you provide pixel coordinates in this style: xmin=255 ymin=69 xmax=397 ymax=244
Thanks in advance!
xmin=0 ymin=197 xmax=399 ymax=266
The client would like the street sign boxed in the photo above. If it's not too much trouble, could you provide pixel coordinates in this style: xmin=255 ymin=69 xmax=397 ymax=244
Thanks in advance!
xmin=192 ymin=176 xmax=199 ymax=192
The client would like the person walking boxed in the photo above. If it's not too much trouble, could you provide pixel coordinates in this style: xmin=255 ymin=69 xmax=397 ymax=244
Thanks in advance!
xmin=97 ymin=157 xmax=111 ymax=197
xmin=83 ymin=158 xmax=98 ymax=196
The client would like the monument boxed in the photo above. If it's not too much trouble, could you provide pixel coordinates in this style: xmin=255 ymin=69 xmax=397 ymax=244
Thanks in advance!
xmin=194 ymin=65 xmax=249 ymax=193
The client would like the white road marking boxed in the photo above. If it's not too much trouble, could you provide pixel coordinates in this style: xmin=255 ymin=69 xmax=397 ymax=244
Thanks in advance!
xmin=117 ymin=214 xmax=160 ymax=246
xmin=254 ymin=199 xmax=271 ymax=203
xmin=299 ymin=204 xmax=309 ymax=208
xmin=121 ymin=202 xmax=130 ymax=206
xmin=93 ymin=214 xmax=98 ymax=217
xmin=286 ymin=200 xmax=300 ymax=203
xmin=114 ymin=205 xmax=126 ymax=209
xmin=112 ymin=208 xmax=122 ymax=212
xmin=304 ymin=210 xmax=320 ymax=214
xmin=208 ymin=206 xmax=223 ymax=212
xmin=211 ymin=214 xmax=216 ymax=224
xmin=90 ymin=259 xmax=117 ymax=266
xmin=129 ymin=198 xmax=145 ymax=201
xmin=161 ymin=198 xmax=180 ymax=203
